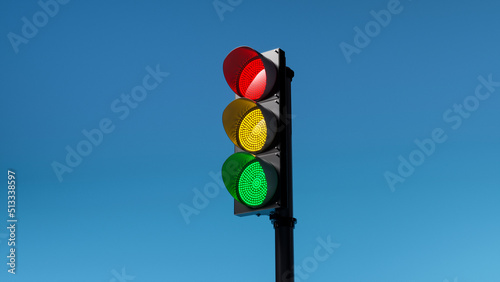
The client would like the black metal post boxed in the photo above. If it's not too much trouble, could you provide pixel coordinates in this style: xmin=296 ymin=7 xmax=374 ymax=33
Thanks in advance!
xmin=272 ymin=66 xmax=296 ymax=282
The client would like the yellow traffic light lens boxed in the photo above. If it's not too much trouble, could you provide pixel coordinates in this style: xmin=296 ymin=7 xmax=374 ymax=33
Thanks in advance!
xmin=222 ymin=98 xmax=277 ymax=153
xmin=238 ymin=108 xmax=267 ymax=152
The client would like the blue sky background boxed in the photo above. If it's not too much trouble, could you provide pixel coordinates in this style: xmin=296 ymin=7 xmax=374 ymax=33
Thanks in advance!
xmin=1 ymin=0 xmax=499 ymax=281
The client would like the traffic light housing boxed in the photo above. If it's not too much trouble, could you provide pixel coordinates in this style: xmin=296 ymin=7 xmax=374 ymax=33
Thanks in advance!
xmin=221 ymin=46 xmax=293 ymax=217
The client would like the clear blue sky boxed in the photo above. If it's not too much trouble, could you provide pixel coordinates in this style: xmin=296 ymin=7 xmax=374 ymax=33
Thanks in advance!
xmin=1 ymin=0 xmax=499 ymax=281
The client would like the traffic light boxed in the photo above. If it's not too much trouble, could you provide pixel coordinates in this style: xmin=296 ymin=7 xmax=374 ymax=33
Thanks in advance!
xmin=221 ymin=46 xmax=293 ymax=216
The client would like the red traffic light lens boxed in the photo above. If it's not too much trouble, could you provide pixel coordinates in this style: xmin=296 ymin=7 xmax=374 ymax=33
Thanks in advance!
xmin=239 ymin=58 xmax=266 ymax=100
xmin=223 ymin=46 xmax=277 ymax=101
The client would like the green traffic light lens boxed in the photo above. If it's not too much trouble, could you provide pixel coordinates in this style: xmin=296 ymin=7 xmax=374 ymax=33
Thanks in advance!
xmin=238 ymin=161 xmax=268 ymax=207
xmin=221 ymin=152 xmax=278 ymax=209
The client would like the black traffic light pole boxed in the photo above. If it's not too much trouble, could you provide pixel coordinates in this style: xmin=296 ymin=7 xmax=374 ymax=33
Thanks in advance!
xmin=271 ymin=66 xmax=296 ymax=282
